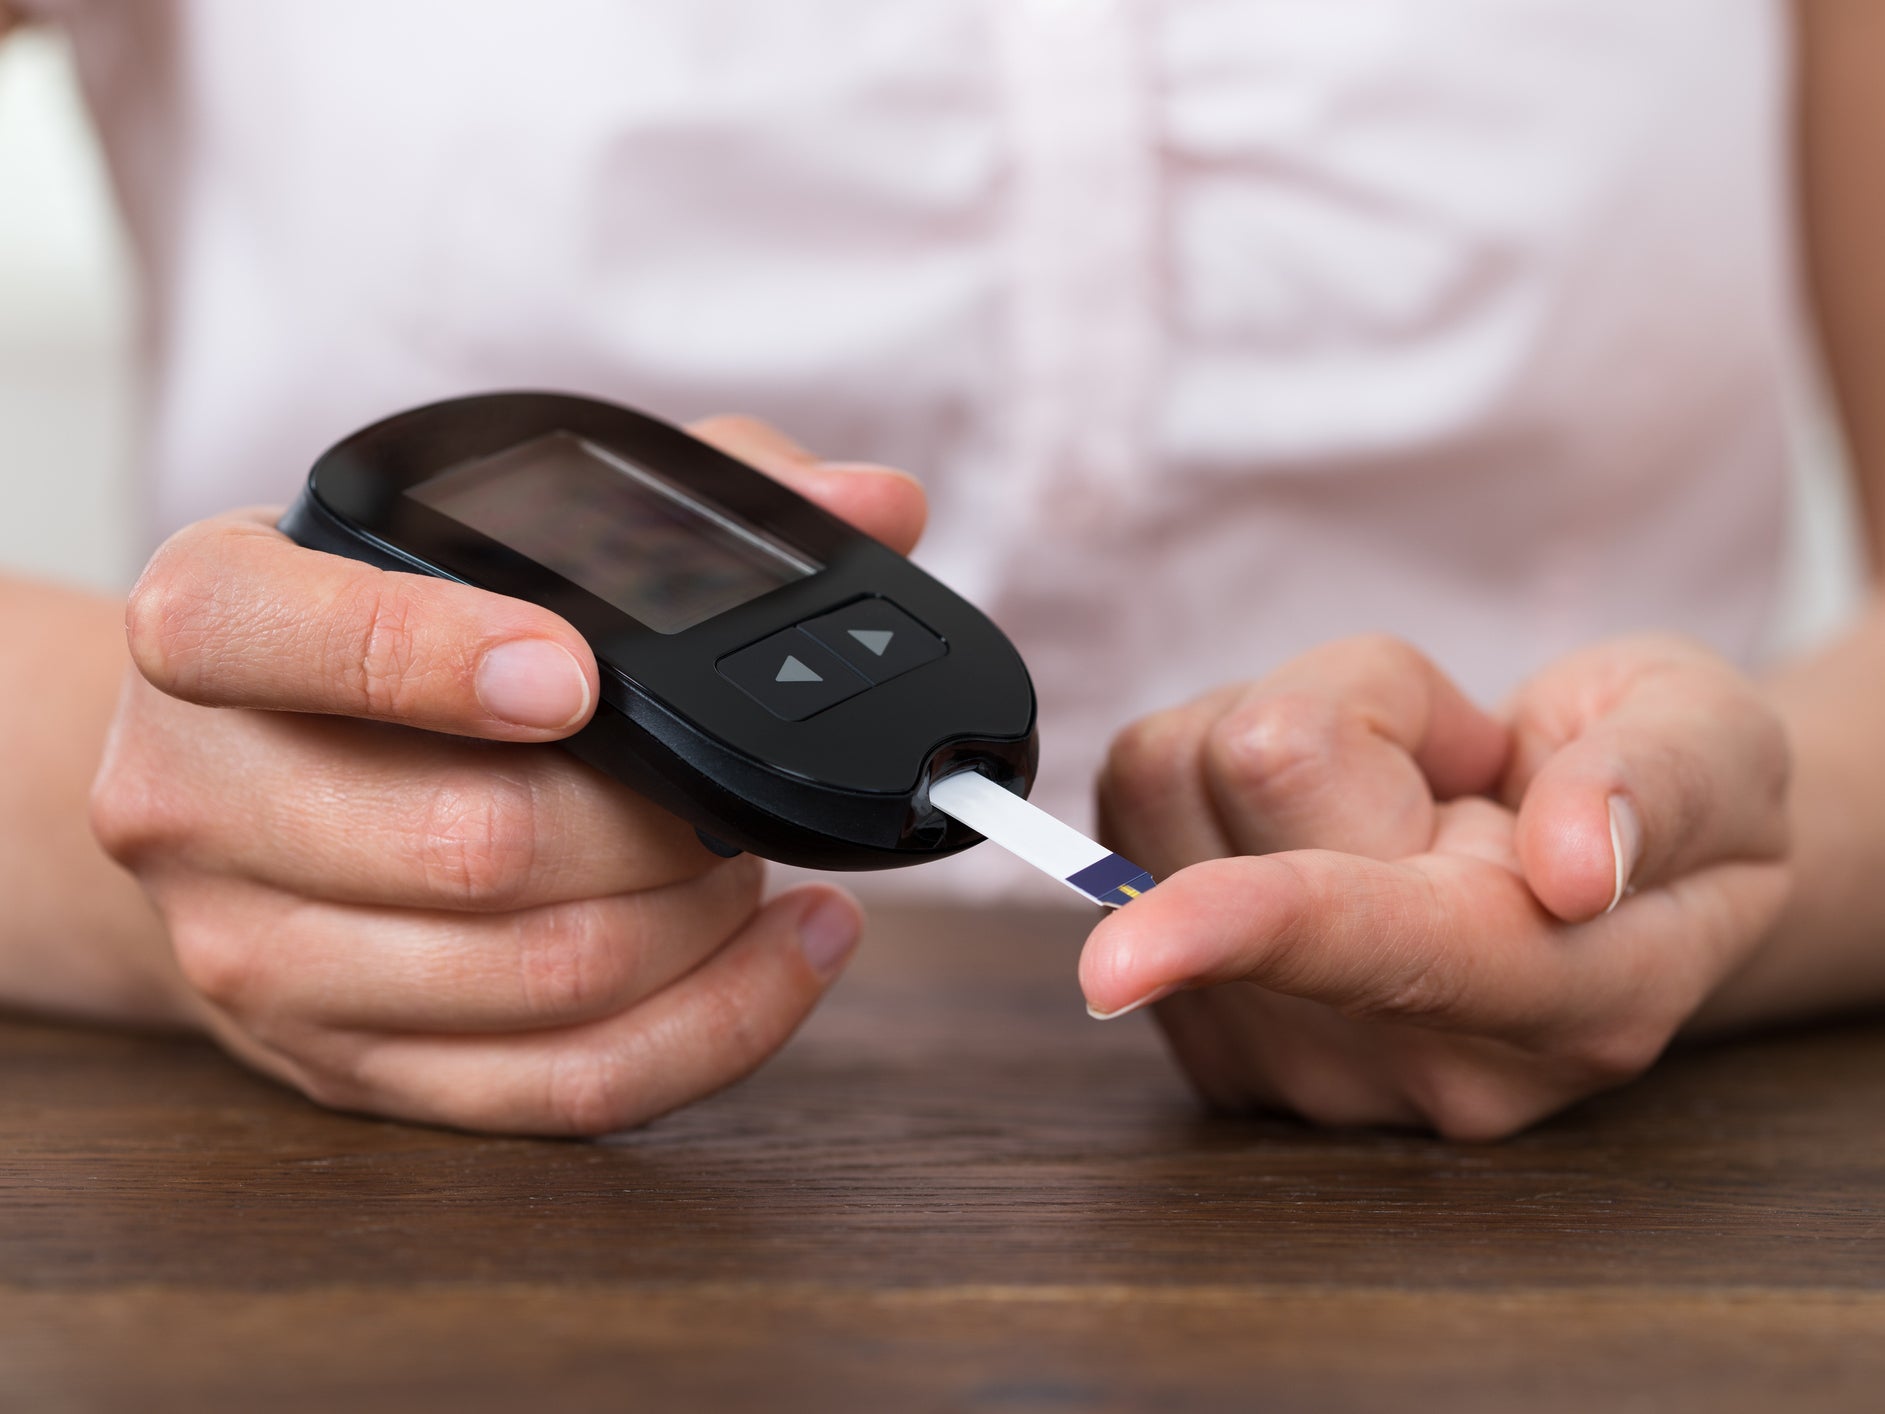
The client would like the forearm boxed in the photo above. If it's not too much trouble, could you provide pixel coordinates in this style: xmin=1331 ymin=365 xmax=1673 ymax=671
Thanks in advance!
xmin=1695 ymin=593 xmax=1885 ymax=1030
xmin=0 ymin=575 xmax=191 ymax=1027
xmin=1723 ymin=3 xmax=1885 ymax=1027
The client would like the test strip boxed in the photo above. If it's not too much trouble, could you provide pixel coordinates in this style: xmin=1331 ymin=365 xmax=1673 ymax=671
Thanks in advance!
xmin=928 ymin=770 xmax=1156 ymax=908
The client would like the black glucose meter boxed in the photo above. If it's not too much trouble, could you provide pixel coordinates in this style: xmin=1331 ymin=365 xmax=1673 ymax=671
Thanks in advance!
xmin=280 ymin=392 xmax=1039 ymax=869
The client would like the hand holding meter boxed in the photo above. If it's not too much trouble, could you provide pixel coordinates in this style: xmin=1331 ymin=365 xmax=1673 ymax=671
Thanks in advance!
xmin=283 ymin=393 xmax=1153 ymax=902
xmin=95 ymin=415 xmax=928 ymax=1138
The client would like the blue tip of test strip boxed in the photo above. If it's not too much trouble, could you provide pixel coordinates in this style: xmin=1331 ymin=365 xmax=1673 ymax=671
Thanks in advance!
xmin=1065 ymin=853 xmax=1158 ymax=908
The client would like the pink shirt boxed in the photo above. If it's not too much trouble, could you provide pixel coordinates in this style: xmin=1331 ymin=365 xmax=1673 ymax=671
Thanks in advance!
xmin=38 ymin=0 xmax=1797 ymax=899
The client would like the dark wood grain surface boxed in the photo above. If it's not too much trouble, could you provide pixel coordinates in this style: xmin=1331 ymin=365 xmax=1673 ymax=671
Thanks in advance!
xmin=3 ymin=905 xmax=1882 ymax=1413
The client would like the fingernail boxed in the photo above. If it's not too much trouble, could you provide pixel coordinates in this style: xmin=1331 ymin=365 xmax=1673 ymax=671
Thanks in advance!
xmin=475 ymin=639 xmax=591 ymax=729
xmin=1086 ymin=983 xmax=1180 ymax=1022
xmin=1607 ymin=794 xmax=1643 ymax=913
xmin=798 ymin=895 xmax=861 ymax=979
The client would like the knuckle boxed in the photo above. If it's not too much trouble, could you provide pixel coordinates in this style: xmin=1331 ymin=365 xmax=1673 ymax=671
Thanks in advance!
xmin=170 ymin=921 xmax=262 ymax=1009
xmin=514 ymin=902 xmax=630 ymax=1021
xmin=1414 ymin=1068 xmax=1546 ymax=1142
xmin=1332 ymin=879 xmax=1463 ymax=1026
xmin=1429 ymin=1099 xmax=1537 ymax=1143
xmin=410 ymin=774 xmax=544 ymax=909
xmin=1339 ymin=632 xmax=1430 ymax=678
xmin=1268 ymin=1065 xmax=1400 ymax=1132
xmin=88 ymin=761 xmax=167 ymax=865
xmin=287 ymin=1058 xmax=366 ymax=1116
xmin=716 ymin=851 xmax=768 ymax=911
xmin=297 ymin=1040 xmax=412 ymax=1121
xmin=124 ymin=535 xmax=218 ymax=693
xmin=1204 ymin=693 xmax=1343 ymax=799
xmin=1565 ymin=1024 xmax=1669 ymax=1087
xmin=1656 ymin=693 xmax=1793 ymax=854
xmin=332 ymin=577 xmax=427 ymax=720
xmin=1311 ymin=633 xmax=1438 ymax=712
xmin=86 ymin=779 xmax=135 ymax=861
xmin=1660 ymin=741 xmax=1714 ymax=826
xmin=88 ymin=699 xmax=187 ymax=866
xmin=695 ymin=973 xmax=784 ymax=1080
xmin=543 ymin=1047 xmax=640 ymax=1137
xmin=1344 ymin=960 xmax=1462 ymax=1026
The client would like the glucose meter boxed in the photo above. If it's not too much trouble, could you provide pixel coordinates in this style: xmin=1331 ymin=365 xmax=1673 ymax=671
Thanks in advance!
xmin=280 ymin=392 xmax=1038 ymax=870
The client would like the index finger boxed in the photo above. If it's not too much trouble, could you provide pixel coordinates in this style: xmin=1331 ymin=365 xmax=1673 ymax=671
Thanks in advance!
xmin=1078 ymin=844 xmax=1654 ymax=1041
xmin=127 ymin=509 xmax=601 ymax=741
xmin=690 ymin=414 xmax=928 ymax=555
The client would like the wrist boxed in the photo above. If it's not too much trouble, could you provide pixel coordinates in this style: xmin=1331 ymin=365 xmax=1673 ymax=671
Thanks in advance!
xmin=1690 ymin=636 xmax=1885 ymax=1033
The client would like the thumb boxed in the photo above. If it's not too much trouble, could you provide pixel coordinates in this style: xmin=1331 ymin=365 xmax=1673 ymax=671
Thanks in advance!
xmin=1505 ymin=639 xmax=1791 ymax=922
xmin=689 ymin=414 xmax=928 ymax=556
xmin=128 ymin=509 xmax=600 ymax=740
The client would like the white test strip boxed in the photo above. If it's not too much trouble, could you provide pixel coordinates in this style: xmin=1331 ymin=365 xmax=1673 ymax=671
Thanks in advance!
xmin=928 ymin=770 xmax=1156 ymax=908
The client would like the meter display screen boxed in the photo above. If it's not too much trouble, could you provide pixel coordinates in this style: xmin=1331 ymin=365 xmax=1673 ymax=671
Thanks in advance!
xmin=408 ymin=431 xmax=819 ymax=634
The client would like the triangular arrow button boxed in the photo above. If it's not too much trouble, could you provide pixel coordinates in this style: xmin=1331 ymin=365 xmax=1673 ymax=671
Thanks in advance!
xmin=849 ymin=629 xmax=894 ymax=657
xmin=775 ymin=655 xmax=823 ymax=683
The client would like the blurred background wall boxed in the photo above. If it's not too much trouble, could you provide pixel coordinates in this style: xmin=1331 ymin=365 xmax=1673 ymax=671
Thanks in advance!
xmin=0 ymin=27 xmax=1866 ymax=639
xmin=0 ymin=27 xmax=136 ymax=593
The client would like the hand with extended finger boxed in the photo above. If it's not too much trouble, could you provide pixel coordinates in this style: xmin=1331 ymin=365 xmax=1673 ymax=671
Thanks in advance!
xmin=1082 ymin=635 xmax=1792 ymax=1139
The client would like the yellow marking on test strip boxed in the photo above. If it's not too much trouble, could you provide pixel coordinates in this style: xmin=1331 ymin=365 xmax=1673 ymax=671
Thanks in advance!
xmin=1117 ymin=885 xmax=1141 ymax=899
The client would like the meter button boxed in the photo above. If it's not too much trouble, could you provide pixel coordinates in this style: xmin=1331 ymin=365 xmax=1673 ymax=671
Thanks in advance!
xmin=801 ymin=599 xmax=948 ymax=685
xmin=717 ymin=629 xmax=869 ymax=721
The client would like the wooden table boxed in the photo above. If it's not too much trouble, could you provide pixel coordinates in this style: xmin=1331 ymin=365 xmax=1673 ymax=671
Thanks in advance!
xmin=3 ymin=906 xmax=1882 ymax=1412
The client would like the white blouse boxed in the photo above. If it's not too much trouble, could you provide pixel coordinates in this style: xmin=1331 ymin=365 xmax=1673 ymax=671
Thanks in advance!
xmin=36 ymin=0 xmax=1798 ymax=897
